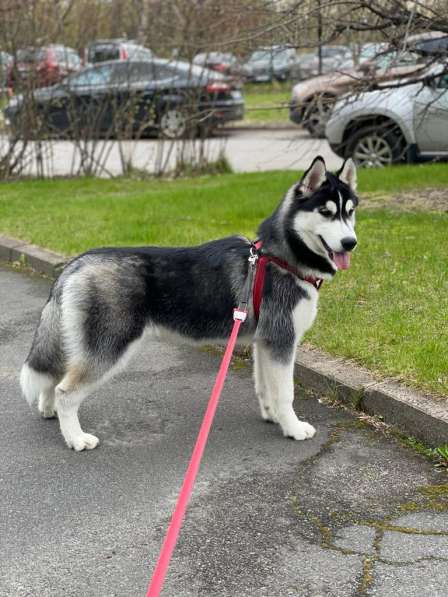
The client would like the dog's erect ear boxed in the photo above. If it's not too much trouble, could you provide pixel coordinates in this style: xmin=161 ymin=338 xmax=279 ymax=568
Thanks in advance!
xmin=338 ymin=158 xmax=357 ymax=191
xmin=299 ymin=156 xmax=326 ymax=197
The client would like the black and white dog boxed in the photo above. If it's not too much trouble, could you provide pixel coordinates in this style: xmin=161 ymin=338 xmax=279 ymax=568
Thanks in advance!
xmin=20 ymin=156 xmax=358 ymax=451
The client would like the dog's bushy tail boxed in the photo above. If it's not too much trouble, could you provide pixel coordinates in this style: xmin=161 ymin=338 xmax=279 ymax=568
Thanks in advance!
xmin=20 ymin=298 xmax=63 ymax=404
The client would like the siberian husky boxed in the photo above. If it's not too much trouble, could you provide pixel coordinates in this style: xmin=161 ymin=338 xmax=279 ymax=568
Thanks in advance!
xmin=20 ymin=156 xmax=358 ymax=451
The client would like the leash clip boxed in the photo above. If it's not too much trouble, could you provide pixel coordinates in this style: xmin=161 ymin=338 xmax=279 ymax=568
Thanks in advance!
xmin=248 ymin=244 xmax=259 ymax=266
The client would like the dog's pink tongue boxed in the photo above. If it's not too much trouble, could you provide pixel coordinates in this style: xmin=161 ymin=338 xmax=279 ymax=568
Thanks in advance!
xmin=333 ymin=252 xmax=351 ymax=270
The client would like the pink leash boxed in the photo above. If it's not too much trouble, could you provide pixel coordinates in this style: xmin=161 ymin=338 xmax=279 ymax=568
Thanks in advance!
xmin=146 ymin=245 xmax=259 ymax=596
xmin=146 ymin=309 xmax=247 ymax=597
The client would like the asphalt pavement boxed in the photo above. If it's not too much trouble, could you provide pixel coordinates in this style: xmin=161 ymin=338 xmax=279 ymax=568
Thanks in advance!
xmin=1 ymin=128 xmax=341 ymax=177
xmin=1 ymin=264 xmax=448 ymax=596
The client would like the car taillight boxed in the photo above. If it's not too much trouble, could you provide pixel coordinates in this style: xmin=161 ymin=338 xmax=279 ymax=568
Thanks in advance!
xmin=213 ymin=63 xmax=227 ymax=73
xmin=120 ymin=47 xmax=129 ymax=60
xmin=206 ymin=82 xmax=230 ymax=93
xmin=46 ymin=50 xmax=57 ymax=70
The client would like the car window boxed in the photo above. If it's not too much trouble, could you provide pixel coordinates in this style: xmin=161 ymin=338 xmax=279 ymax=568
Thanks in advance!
xmin=374 ymin=51 xmax=418 ymax=69
xmin=17 ymin=48 xmax=46 ymax=63
xmin=88 ymin=44 xmax=119 ymax=63
xmin=436 ymin=73 xmax=448 ymax=89
xmin=54 ymin=48 xmax=69 ymax=64
xmin=154 ymin=64 xmax=178 ymax=80
xmin=322 ymin=47 xmax=345 ymax=58
xmin=249 ymin=50 xmax=270 ymax=62
xmin=68 ymin=52 xmax=81 ymax=68
xmin=111 ymin=62 xmax=155 ymax=84
xmin=416 ymin=36 xmax=448 ymax=55
xmin=69 ymin=64 xmax=113 ymax=88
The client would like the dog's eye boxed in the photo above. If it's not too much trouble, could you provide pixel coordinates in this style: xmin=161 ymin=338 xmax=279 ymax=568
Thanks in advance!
xmin=319 ymin=208 xmax=332 ymax=217
xmin=348 ymin=208 xmax=355 ymax=217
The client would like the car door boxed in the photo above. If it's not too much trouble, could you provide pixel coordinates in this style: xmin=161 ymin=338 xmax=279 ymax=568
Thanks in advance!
xmin=413 ymin=74 xmax=448 ymax=153
xmin=67 ymin=64 xmax=115 ymax=136
xmin=107 ymin=62 xmax=155 ymax=136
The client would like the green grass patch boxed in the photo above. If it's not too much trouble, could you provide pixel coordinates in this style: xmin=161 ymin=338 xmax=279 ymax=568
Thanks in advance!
xmin=1 ymin=163 xmax=447 ymax=395
xmin=243 ymin=82 xmax=291 ymax=124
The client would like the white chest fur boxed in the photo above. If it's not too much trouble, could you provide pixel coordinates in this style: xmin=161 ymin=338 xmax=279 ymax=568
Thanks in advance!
xmin=292 ymin=282 xmax=319 ymax=344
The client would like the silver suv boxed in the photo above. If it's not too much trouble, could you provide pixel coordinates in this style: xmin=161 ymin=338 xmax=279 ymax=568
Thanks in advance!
xmin=325 ymin=70 xmax=448 ymax=167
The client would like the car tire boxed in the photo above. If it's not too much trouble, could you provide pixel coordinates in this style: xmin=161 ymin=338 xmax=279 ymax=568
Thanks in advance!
xmin=159 ymin=108 xmax=190 ymax=140
xmin=347 ymin=125 xmax=405 ymax=168
xmin=303 ymin=94 xmax=335 ymax=138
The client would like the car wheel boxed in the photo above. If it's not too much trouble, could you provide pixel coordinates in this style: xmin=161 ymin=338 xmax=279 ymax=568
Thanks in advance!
xmin=159 ymin=108 xmax=188 ymax=140
xmin=348 ymin=126 xmax=404 ymax=168
xmin=303 ymin=94 xmax=335 ymax=138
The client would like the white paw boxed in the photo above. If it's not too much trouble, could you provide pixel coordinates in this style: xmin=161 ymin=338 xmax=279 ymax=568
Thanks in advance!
xmin=281 ymin=419 xmax=316 ymax=441
xmin=66 ymin=433 xmax=100 ymax=452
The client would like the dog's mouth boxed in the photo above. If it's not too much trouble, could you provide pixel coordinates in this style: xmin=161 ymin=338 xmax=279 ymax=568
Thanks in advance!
xmin=319 ymin=236 xmax=351 ymax=270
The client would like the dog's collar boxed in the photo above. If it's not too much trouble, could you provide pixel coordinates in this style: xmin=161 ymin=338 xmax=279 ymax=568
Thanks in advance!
xmin=252 ymin=240 xmax=323 ymax=321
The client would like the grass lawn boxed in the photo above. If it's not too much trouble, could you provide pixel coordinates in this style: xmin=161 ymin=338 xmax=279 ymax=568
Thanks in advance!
xmin=1 ymin=163 xmax=447 ymax=396
xmin=243 ymin=82 xmax=291 ymax=124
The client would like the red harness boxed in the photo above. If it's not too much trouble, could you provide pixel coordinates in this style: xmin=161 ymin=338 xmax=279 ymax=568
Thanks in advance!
xmin=252 ymin=240 xmax=323 ymax=321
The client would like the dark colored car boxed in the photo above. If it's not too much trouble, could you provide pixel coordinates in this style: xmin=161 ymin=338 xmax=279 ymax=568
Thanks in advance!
xmin=407 ymin=31 xmax=448 ymax=57
xmin=242 ymin=46 xmax=301 ymax=82
xmin=193 ymin=52 xmax=242 ymax=77
xmin=4 ymin=59 xmax=245 ymax=139
xmin=8 ymin=45 xmax=81 ymax=91
xmin=86 ymin=39 xmax=154 ymax=64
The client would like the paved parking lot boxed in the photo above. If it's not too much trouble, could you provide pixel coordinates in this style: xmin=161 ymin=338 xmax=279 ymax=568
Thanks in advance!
xmin=1 ymin=264 xmax=448 ymax=596
xmin=3 ymin=127 xmax=341 ymax=177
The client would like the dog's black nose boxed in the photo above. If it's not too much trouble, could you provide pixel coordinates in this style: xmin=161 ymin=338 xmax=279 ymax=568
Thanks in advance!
xmin=341 ymin=237 xmax=357 ymax=251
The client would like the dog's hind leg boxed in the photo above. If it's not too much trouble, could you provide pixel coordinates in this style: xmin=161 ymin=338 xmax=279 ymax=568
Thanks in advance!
xmin=253 ymin=342 xmax=278 ymax=424
xmin=55 ymin=367 xmax=100 ymax=451
xmin=258 ymin=343 xmax=315 ymax=441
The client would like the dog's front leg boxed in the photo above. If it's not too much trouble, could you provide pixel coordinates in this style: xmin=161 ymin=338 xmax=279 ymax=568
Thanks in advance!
xmin=259 ymin=342 xmax=316 ymax=440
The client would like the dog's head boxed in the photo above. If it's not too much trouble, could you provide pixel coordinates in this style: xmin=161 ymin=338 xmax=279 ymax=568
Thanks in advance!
xmin=285 ymin=156 xmax=359 ymax=277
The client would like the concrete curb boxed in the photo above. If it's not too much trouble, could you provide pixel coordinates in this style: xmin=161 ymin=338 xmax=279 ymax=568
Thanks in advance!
xmin=1 ymin=233 xmax=447 ymax=447
xmin=297 ymin=347 xmax=448 ymax=447
xmin=0 ymin=234 xmax=65 ymax=278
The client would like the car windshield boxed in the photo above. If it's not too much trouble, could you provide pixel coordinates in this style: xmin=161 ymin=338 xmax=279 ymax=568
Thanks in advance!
xmin=249 ymin=50 xmax=271 ymax=62
xmin=249 ymin=49 xmax=291 ymax=63
xmin=374 ymin=50 xmax=419 ymax=69
xmin=17 ymin=48 xmax=46 ymax=63
xmin=197 ymin=53 xmax=233 ymax=64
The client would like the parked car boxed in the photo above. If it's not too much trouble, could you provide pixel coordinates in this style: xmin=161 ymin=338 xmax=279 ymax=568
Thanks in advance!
xmin=86 ymin=39 xmax=154 ymax=64
xmin=4 ymin=59 xmax=245 ymax=139
xmin=242 ymin=46 xmax=300 ymax=82
xmin=8 ymin=45 xmax=81 ymax=91
xmin=297 ymin=46 xmax=350 ymax=80
xmin=407 ymin=31 xmax=448 ymax=56
xmin=290 ymin=50 xmax=428 ymax=138
xmin=326 ymin=69 xmax=448 ymax=167
xmin=0 ymin=51 xmax=12 ymax=90
xmin=338 ymin=42 xmax=389 ymax=71
xmin=193 ymin=52 xmax=242 ymax=78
